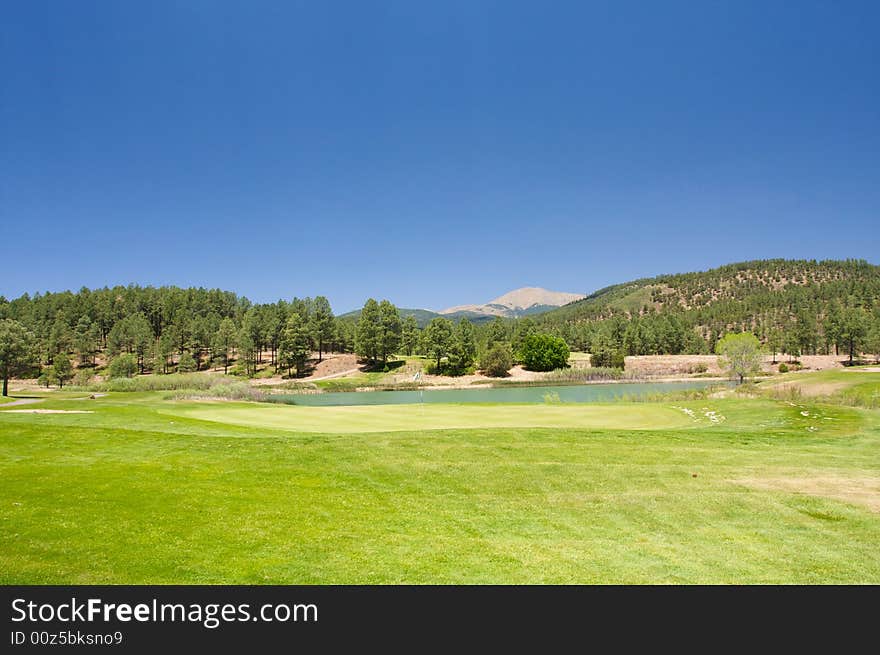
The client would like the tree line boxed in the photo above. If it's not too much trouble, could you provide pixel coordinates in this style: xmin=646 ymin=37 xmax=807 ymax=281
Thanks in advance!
xmin=0 ymin=285 xmax=577 ymax=394
xmin=538 ymin=259 xmax=880 ymax=362
xmin=2 ymin=259 xmax=880 ymax=395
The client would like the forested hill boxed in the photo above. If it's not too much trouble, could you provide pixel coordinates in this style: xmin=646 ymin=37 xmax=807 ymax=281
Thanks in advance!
xmin=0 ymin=259 xmax=878 ymax=382
xmin=540 ymin=259 xmax=880 ymax=355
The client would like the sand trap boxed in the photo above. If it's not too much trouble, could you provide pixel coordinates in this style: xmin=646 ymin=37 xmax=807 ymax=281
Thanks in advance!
xmin=1 ymin=409 xmax=94 ymax=414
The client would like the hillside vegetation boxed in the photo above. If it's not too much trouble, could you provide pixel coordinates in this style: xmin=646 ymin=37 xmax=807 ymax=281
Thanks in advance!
xmin=1 ymin=260 xmax=878 ymax=393
xmin=540 ymin=259 xmax=880 ymax=358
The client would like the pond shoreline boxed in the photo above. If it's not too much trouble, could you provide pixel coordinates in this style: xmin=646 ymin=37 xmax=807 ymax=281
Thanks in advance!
xmin=268 ymin=375 xmax=734 ymax=396
xmin=265 ymin=380 xmax=734 ymax=407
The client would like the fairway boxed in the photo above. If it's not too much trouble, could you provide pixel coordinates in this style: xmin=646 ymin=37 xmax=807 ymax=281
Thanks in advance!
xmin=1 ymin=392 xmax=879 ymax=584
xmin=759 ymin=369 xmax=880 ymax=407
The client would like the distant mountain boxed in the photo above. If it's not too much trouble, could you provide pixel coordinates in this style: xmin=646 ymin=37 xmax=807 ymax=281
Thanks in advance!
xmin=440 ymin=287 xmax=585 ymax=319
xmin=338 ymin=307 xmax=440 ymax=328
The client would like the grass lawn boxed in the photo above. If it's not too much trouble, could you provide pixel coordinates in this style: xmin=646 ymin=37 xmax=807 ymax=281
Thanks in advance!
xmin=1 ymin=391 xmax=878 ymax=583
xmin=758 ymin=369 xmax=880 ymax=407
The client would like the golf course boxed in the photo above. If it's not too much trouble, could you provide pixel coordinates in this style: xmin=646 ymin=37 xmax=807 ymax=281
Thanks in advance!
xmin=2 ymin=371 xmax=878 ymax=584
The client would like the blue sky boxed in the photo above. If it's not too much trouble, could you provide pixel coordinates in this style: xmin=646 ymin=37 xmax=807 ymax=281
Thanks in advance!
xmin=2 ymin=1 xmax=878 ymax=312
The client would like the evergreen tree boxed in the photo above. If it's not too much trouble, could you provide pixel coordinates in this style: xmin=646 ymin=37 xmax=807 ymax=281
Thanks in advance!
xmin=108 ymin=353 xmax=138 ymax=379
xmin=424 ymin=317 xmax=454 ymax=373
xmin=512 ymin=317 xmax=537 ymax=356
xmin=480 ymin=342 xmax=513 ymax=377
xmin=824 ymin=303 xmax=843 ymax=355
xmin=177 ymin=351 xmax=197 ymax=373
xmin=766 ymin=328 xmax=782 ymax=364
xmin=448 ymin=319 xmax=478 ymax=374
xmin=0 ymin=319 xmax=38 ymax=396
xmin=401 ymin=315 xmax=420 ymax=356
xmin=310 ymin=296 xmax=335 ymax=362
xmin=355 ymin=299 xmax=382 ymax=365
xmin=279 ymin=314 xmax=311 ymax=377
xmin=48 ymin=317 xmax=72 ymax=358
xmin=378 ymin=300 xmax=401 ymax=364
xmin=52 ymin=354 xmax=74 ymax=389
xmin=213 ymin=318 xmax=237 ymax=374
xmin=485 ymin=317 xmax=508 ymax=350
xmin=237 ymin=328 xmax=257 ymax=377
xmin=150 ymin=340 xmax=166 ymax=374
xmin=840 ymin=307 xmax=868 ymax=363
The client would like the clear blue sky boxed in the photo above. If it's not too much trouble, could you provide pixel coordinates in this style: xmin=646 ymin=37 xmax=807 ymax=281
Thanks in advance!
xmin=2 ymin=1 xmax=878 ymax=312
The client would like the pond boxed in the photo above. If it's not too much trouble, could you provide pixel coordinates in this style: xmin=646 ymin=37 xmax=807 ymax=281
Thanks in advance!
xmin=267 ymin=380 xmax=728 ymax=406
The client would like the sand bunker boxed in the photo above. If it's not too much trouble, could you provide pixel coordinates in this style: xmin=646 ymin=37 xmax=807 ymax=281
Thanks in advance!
xmin=1 ymin=409 xmax=94 ymax=414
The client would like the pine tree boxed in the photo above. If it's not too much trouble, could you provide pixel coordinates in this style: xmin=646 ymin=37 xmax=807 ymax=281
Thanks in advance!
xmin=378 ymin=301 xmax=401 ymax=364
xmin=311 ymin=296 xmax=335 ymax=362
xmin=52 ymin=354 xmax=74 ymax=389
xmin=214 ymin=318 xmax=237 ymax=374
xmin=279 ymin=314 xmax=311 ymax=377
xmin=355 ymin=299 xmax=382 ymax=365
xmin=424 ymin=317 xmax=454 ymax=373
xmin=401 ymin=316 xmax=420 ymax=356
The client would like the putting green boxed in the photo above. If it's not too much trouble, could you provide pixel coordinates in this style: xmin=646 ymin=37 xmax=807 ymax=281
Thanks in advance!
xmin=166 ymin=401 xmax=692 ymax=433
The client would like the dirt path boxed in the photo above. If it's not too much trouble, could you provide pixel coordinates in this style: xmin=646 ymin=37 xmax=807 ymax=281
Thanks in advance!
xmin=0 ymin=397 xmax=44 ymax=408
xmin=307 ymin=368 xmax=360 ymax=382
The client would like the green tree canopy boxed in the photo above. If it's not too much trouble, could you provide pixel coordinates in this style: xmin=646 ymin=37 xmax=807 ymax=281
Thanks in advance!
xmin=401 ymin=315 xmax=420 ymax=356
xmin=480 ymin=342 xmax=513 ymax=377
xmin=52 ymin=354 xmax=74 ymax=389
xmin=177 ymin=351 xmax=197 ymax=373
xmin=279 ymin=313 xmax=312 ymax=377
xmin=310 ymin=296 xmax=335 ymax=362
xmin=840 ymin=307 xmax=868 ymax=363
xmin=716 ymin=332 xmax=763 ymax=383
xmin=520 ymin=333 xmax=569 ymax=372
xmin=108 ymin=353 xmax=138 ymax=379
xmin=355 ymin=299 xmax=381 ymax=365
xmin=213 ymin=317 xmax=237 ymax=374
xmin=424 ymin=317 xmax=454 ymax=373
xmin=378 ymin=300 xmax=401 ymax=364
xmin=0 ymin=319 xmax=38 ymax=396
xmin=447 ymin=319 xmax=477 ymax=374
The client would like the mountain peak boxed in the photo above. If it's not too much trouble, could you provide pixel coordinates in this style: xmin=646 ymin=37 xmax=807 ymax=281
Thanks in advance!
xmin=487 ymin=287 xmax=586 ymax=310
xmin=440 ymin=287 xmax=585 ymax=318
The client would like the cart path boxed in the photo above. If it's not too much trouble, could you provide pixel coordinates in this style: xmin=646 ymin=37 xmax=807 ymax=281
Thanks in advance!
xmin=0 ymin=397 xmax=45 ymax=408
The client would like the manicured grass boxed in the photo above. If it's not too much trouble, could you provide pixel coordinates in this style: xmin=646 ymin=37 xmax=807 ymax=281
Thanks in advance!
xmin=1 ymin=392 xmax=878 ymax=583
xmin=759 ymin=369 xmax=880 ymax=408
xmin=170 ymin=401 xmax=692 ymax=433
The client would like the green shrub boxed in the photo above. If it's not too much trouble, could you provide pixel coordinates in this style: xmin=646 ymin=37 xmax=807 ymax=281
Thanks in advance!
xmin=38 ymin=369 xmax=58 ymax=388
xmin=590 ymin=346 xmax=625 ymax=369
xmin=542 ymin=366 xmax=630 ymax=383
xmin=177 ymin=352 xmax=197 ymax=373
xmin=519 ymin=334 xmax=570 ymax=372
xmin=480 ymin=343 xmax=514 ymax=377
xmin=778 ymin=363 xmax=789 ymax=373
xmin=166 ymin=382 xmax=264 ymax=402
xmin=87 ymin=372 xmax=231 ymax=392
xmin=424 ymin=360 xmax=441 ymax=375
xmin=107 ymin=353 xmax=138 ymax=379
xmin=73 ymin=369 xmax=94 ymax=387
